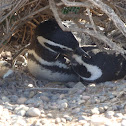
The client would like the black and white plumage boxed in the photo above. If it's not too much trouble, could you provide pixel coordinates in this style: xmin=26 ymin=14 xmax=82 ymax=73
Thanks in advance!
xmin=69 ymin=45 xmax=126 ymax=83
xmin=27 ymin=19 xmax=80 ymax=82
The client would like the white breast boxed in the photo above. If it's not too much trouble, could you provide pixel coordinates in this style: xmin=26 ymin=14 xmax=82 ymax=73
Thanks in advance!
xmin=27 ymin=59 xmax=78 ymax=82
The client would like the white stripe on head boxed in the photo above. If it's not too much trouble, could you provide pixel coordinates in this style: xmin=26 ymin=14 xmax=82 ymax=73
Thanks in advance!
xmin=28 ymin=50 xmax=69 ymax=69
xmin=37 ymin=36 xmax=73 ymax=53
xmin=72 ymin=54 xmax=102 ymax=81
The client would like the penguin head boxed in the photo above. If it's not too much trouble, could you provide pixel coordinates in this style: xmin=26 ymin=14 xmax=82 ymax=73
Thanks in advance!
xmin=35 ymin=19 xmax=79 ymax=53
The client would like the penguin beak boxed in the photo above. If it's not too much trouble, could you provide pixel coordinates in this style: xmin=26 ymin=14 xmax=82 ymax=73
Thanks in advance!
xmin=63 ymin=47 xmax=91 ymax=59
xmin=75 ymin=47 xmax=91 ymax=58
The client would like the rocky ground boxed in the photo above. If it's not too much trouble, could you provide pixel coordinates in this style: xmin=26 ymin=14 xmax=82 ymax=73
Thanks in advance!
xmin=0 ymin=67 xmax=126 ymax=126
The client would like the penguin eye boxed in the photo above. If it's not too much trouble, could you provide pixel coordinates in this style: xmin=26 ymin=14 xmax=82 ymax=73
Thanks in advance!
xmin=62 ymin=48 xmax=67 ymax=50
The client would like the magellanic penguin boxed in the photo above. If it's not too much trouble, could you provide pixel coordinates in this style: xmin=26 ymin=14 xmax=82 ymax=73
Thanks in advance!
xmin=67 ymin=45 xmax=126 ymax=84
xmin=27 ymin=19 xmax=83 ymax=82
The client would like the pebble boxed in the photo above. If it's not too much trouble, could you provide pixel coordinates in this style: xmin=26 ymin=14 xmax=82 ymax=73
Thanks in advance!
xmin=1 ymin=96 xmax=10 ymax=102
xmin=0 ymin=68 xmax=126 ymax=126
xmin=91 ymin=115 xmax=107 ymax=126
xmin=69 ymin=82 xmax=86 ymax=95
xmin=17 ymin=97 xmax=27 ymax=104
xmin=60 ymin=102 xmax=68 ymax=109
xmin=82 ymin=95 xmax=90 ymax=100
xmin=91 ymin=107 xmax=100 ymax=114
xmin=25 ymin=98 xmax=43 ymax=107
xmin=63 ymin=115 xmax=73 ymax=121
xmin=121 ymin=120 xmax=126 ymax=126
xmin=114 ymin=113 xmax=123 ymax=118
xmin=14 ymin=105 xmax=29 ymax=116
xmin=40 ymin=119 xmax=49 ymax=125
xmin=105 ymin=111 xmax=115 ymax=118
xmin=98 ymin=107 xmax=105 ymax=113
xmin=47 ymin=113 xmax=53 ymax=118
xmin=29 ymin=91 xmax=35 ymax=98
xmin=61 ymin=118 xmax=67 ymax=123
xmin=26 ymin=107 xmax=41 ymax=117
xmin=55 ymin=117 xmax=61 ymax=124
xmin=40 ymin=114 xmax=46 ymax=118
xmin=72 ymin=108 xmax=80 ymax=114
xmin=9 ymin=95 xmax=18 ymax=102
xmin=40 ymin=95 xmax=50 ymax=102
xmin=78 ymin=99 xmax=86 ymax=105
xmin=33 ymin=120 xmax=42 ymax=126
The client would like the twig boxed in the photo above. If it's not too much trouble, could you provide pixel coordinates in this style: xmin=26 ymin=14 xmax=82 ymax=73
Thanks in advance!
xmin=49 ymin=0 xmax=126 ymax=55
xmin=21 ymin=25 xmax=26 ymax=44
xmin=0 ymin=0 xmax=27 ymax=23
xmin=25 ymin=87 xmax=70 ymax=91
xmin=21 ymin=2 xmax=63 ymax=22
xmin=88 ymin=0 xmax=126 ymax=37
xmin=61 ymin=0 xmax=92 ymax=8
xmin=86 ymin=8 xmax=97 ymax=33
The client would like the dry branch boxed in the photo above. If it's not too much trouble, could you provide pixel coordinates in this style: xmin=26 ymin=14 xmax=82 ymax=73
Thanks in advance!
xmin=88 ymin=0 xmax=126 ymax=37
xmin=49 ymin=0 xmax=126 ymax=54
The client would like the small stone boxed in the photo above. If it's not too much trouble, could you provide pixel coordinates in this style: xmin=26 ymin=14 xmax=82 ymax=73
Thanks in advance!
xmin=72 ymin=108 xmax=80 ymax=114
xmin=11 ymin=116 xmax=27 ymax=126
xmin=121 ymin=120 xmax=126 ymax=126
xmin=1 ymin=96 xmax=10 ymax=102
xmin=91 ymin=107 xmax=100 ymax=114
xmin=40 ymin=114 xmax=46 ymax=118
xmin=60 ymin=102 xmax=68 ymax=109
xmin=105 ymin=111 xmax=114 ymax=118
xmin=55 ymin=117 xmax=61 ymax=124
xmin=79 ymin=120 xmax=87 ymax=124
xmin=103 ymin=105 xmax=108 ymax=111
xmin=69 ymin=82 xmax=86 ymax=95
xmin=78 ymin=116 xmax=86 ymax=121
xmin=94 ymin=97 xmax=101 ymax=103
xmin=4 ymin=102 xmax=14 ymax=110
xmin=33 ymin=120 xmax=42 ymax=126
xmin=40 ymin=109 xmax=45 ymax=114
xmin=61 ymin=118 xmax=66 ymax=123
xmin=26 ymin=107 xmax=40 ymax=117
xmin=66 ymin=82 xmax=76 ymax=88
xmin=40 ymin=119 xmax=50 ymax=125
xmin=91 ymin=115 xmax=107 ymax=126
xmin=49 ymin=103 xmax=58 ymax=110
xmin=14 ymin=105 xmax=29 ymax=116
xmin=29 ymin=91 xmax=35 ymax=98
xmin=59 ymin=94 xmax=65 ymax=99
xmin=47 ymin=113 xmax=53 ymax=118
xmin=17 ymin=109 xmax=26 ymax=116
xmin=82 ymin=96 xmax=90 ymax=100
xmin=64 ymin=115 xmax=72 ymax=121
xmin=114 ymin=113 xmax=123 ymax=118
xmin=78 ymin=100 xmax=86 ymax=105
xmin=17 ymin=97 xmax=27 ymax=104
xmin=40 ymin=96 xmax=50 ymax=102
xmin=99 ymin=107 xmax=105 ymax=113
xmin=25 ymin=98 xmax=43 ymax=107
xmin=99 ymin=96 xmax=106 ymax=102
xmin=9 ymin=95 xmax=18 ymax=102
